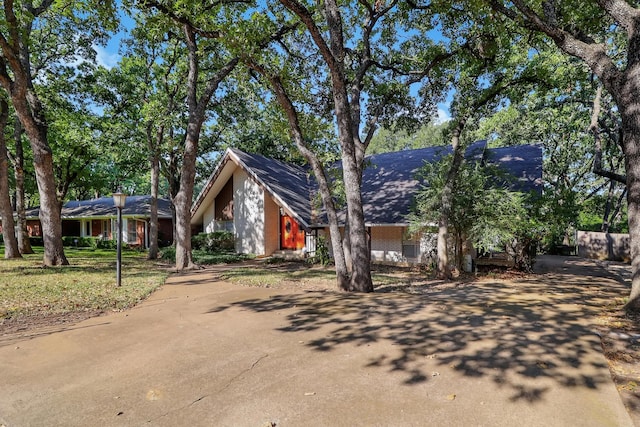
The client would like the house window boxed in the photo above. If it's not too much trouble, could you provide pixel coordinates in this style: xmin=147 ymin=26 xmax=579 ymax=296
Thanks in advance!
xmin=402 ymin=229 xmax=419 ymax=259
xmin=127 ymin=220 xmax=137 ymax=243
xmin=85 ymin=221 xmax=91 ymax=237
xmin=215 ymin=220 xmax=234 ymax=232
xmin=102 ymin=220 xmax=109 ymax=239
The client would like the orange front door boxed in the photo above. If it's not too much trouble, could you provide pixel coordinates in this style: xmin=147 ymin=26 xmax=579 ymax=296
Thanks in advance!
xmin=280 ymin=215 xmax=305 ymax=250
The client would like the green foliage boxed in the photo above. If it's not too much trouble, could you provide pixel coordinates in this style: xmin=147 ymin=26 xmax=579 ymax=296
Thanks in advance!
xmin=159 ymin=232 xmax=242 ymax=264
xmin=62 ymin=236 xmax=97 ymax=248
xmin=191 ymin=232 xmax=235 ymax=252
xmin=191 ymin=250 xmax=251 ymax=265
xmin=59 ymin=237 xmax=126 ymax=250
xmin=96 ymin=239 xmax=118 ymax=250
xmin=368 ymin=122 xmax=448 ymax=155
xmin=29 ymin=237 xmax=44 ymax=247
xmin=410 ymin=155 xmax=540 ymax=271
xmin=309 ymin=235 xmax=332 ymax=266
xmin=159 ymin=245 xmax=249 ymax=264
xmin=159 ymin=246 xmax=175 ymax=261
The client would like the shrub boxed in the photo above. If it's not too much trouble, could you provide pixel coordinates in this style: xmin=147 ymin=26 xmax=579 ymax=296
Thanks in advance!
xmin=192 ymin=249 xmax=251 ymax=264
xmin=29 ymin=236 xmax=44 ymax=246
xmin=191 ymin=231 xmax=235 ymax=252
xmin=309 ymin=236 xmax=332 ymax=266
xmin=160 ymin=246 xmax=176 ymax=261
xmin=62 ymin=236 xmax=98 ymax=248
xmin=96 ymin=239 xmax=117 ymax=250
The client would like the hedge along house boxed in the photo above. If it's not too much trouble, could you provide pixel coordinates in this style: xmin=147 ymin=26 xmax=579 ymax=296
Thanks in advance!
xmin=21 ymin=196 xmax=174 ymax=248
xmin=190 ymin=143 xmax=543 ymax=264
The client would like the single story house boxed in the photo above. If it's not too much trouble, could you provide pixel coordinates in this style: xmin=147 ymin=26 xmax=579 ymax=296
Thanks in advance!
xmin=190 ymin=142 xmax=543 ymax=264
xmin=16 ymin=196 xmax=174 ymax=248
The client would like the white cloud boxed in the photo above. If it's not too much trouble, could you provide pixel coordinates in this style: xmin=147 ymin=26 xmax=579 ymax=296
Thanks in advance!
xmin=94 ymin=45 xmax=120 ymax=69
xmin=434 ymin=107 xmax=451 ymax=124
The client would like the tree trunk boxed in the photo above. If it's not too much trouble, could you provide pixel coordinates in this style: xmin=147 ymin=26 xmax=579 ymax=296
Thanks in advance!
xmin=147 ymin=125 xmax=160 ymax=260
xmin=437 ymin=119 xmax=466 ymax=279
xmin=173 ymin=25 xmax=238 ymax=271
xmin=174 ymin=128 xmax=198 ymax=270
xmin=276 ymin=0 xmax=373 ymax=292
xmin=12 ymin=98 xmax=67 ymax=266
xmin=342 ymin=213 xmax=353 ymax=273
xmin=252 ymin=65 xmax=350 ymax=290
xmin=0 ymin=100 xmax=21 ymax=258
xmin=341 ymin=145 xmax=373 ymax=291
xmin=601 ymin=180 xmax=615 ymax=232
xmin=621 ymin=111 xmax=640 ymax=310
xmin=12 ymin=118 xmax=33 ymax=254
xmin=0 ymin=4 xmax=67 ymax=266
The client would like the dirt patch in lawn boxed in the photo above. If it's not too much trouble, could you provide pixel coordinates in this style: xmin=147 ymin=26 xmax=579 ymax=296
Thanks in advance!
xmin=0 ymin=310 xmax=105 ymax=345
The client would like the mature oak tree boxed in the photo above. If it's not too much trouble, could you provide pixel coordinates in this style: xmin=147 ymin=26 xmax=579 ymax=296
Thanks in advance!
xmin=137 ymin=0 xmax=240 ymax=270
xmin=0 ymin=98 xmax=21 ymax=258
xmin=484 ymin=0 xmax=640 ymax=309
xmin=0 ymin=1 xmax=67 ymax=265
xmin=245 ymin=0 xmax=461 ymax=291
xmin=0 ymin=0 xmax=117 ymax=265
xmin=10 ymin=118 xmax=33 ymax=254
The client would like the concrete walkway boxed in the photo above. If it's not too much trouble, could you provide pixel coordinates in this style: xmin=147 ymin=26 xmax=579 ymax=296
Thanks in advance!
xmin=0 ymin=256 xmax=634 ymax=426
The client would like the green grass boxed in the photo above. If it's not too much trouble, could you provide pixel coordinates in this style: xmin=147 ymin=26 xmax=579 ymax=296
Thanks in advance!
xmin=0 ymin=247 xmax=170 ymax=319
xmin=220 ymin=262 xmax=415 ymax=288
xmin=221 ymin=265 xmax=337 ymax=287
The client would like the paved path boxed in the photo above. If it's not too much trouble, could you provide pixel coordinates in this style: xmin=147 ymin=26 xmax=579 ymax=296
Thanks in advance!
xmin=0 ymin=256 xmax=634 ymax=426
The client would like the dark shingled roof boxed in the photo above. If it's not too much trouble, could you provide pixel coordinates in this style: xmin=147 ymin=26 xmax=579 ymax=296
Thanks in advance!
xmin=229 ymin=148 xmax=315 ymax=229
xmin=484 ymin=144 xmax=543 ymax=194
xmin=354 ymin=140 xmax=489 ymax=225
xmin=25 ymin=196 xmax=173 ymax=219
xmin=194 ymin=142 xmax=542 ymax=229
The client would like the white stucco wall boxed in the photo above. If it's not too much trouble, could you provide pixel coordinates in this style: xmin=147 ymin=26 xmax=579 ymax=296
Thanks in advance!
xmin=203 ymin=200 xmax=216 ymax=233
xmin=318 ymin=226 xmax=434 ymax=265
xmin=234 ymin=169 xmax=265 ymax=255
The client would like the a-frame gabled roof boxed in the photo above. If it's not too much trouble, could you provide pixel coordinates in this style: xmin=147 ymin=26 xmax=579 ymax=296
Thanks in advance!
xmin=191 ymin=148 xmax=315 ymax=230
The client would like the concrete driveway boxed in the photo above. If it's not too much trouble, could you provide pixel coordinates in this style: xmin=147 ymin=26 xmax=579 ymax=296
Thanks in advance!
xmin=0 ymin=256 xmax=634 ymax=426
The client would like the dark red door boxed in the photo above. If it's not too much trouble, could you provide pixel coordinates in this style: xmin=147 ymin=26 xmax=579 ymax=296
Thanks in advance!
xmin=280 ymin=215 xmax=305 ymax=250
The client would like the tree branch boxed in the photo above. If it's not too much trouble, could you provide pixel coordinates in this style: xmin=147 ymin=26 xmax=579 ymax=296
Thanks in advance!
xmin=139 ymin=0 xmax=223 ymax=39
xmin=27 ymin=0 xmax=55 ymax=17
xmin=590 ymin=84 xmax=627 ymax=184
xmin=596 ymin=0 xmax=640 ymax=34
xmin=491 ymin=0 xmax=622 ymax=94
xmin=279 ymin=0 xmax=340 ymax=74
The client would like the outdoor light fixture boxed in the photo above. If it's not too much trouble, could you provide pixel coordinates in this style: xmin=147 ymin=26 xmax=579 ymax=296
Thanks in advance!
xmin=113 ymin=189 xmax=127 ymax=287
xmin=113 ymin=191 xmax=127 ymax=209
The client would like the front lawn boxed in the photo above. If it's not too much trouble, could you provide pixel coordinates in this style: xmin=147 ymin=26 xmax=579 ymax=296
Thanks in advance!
xmin=0 ymin=247 xmax=170 ymax=320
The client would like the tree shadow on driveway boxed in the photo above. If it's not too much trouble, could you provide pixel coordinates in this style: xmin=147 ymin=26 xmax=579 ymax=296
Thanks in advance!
xmin=207 ymin=256 xmax=629 ymax=404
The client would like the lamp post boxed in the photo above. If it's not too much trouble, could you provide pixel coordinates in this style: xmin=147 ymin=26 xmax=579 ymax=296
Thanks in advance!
xmin=113 ymin=190 xmax=127 ymax=287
